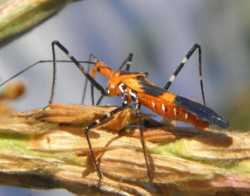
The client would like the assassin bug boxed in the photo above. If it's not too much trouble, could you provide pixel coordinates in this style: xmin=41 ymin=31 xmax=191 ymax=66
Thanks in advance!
xmin=0 ymin=41 xmax=150 ymax=181
xmin=53 ymin=41 xmax=229 ymax=180
xmin=87 ymin=44 xmax=229 ymax=129
xmin=0 ymin=41 xmax=229 ymax=182
xmin=79 ymin=43 xmax=229 ymax=180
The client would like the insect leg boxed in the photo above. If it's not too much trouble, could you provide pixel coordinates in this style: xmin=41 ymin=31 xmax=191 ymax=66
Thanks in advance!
xmin=163 ymin=44 xmax=206 ymax=105
xmin=134 ymin=95 xmax=154 ymax=181
xmin=84 ymin=99 xmax=129 ymax=180
xmin=95 ymin=89 xmax=106 ymax=105
xmin=51 ymin=41 xmax=108 ymax=105
xmin=82 ymin=54 xmax=104 ymax=106
xmin=81 ymin=55 xmax=91 ymax=104
xmin=117 ymin=53 xmax=134 ymax=71
xmin=80 ymin=64 xmax=90 ymax=105
xmin=88 ymin=54 xmax=97 ymax=105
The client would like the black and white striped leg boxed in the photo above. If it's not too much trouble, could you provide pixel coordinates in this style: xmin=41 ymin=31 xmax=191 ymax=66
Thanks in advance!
xmin=84 ymin=101 xmax=129 ymax=180
xmin=51 ymin=41 xmax=108 ymax=105
xmin=163 ymin=44 xmax=206 ymax=105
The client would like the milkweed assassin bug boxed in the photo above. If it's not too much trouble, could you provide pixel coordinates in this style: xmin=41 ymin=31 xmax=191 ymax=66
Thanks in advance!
xmin=87 ymin=43 xmax=228 ymax=129
xmin=0 ymin=41 xmax=151 ymax=181
xmin=0 ymin=41 xmax=229 ymax=183
xmin=81 ymin=43 xmax=229 ymax=180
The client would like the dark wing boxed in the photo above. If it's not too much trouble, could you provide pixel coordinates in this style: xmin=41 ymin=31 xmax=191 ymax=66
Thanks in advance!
xmin=137 ymin=77 xmax=229 ymax=128
xmin=175 ymin=96 xmax=229 ymax=128
xmin=138 ymin=77 xmax=166 ymax=96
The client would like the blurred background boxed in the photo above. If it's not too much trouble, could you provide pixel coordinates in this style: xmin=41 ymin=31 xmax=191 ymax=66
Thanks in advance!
xmin=0 ymin=0 xmax=250 ymax=195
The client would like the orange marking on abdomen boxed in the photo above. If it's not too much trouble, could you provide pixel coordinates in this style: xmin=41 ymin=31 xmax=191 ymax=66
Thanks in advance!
xmin=138 ymin=92 xmax=209 ymax=129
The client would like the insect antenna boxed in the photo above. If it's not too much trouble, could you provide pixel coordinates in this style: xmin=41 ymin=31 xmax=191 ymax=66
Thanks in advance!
xmin=0 ymin=60 xmax=93 ymax=88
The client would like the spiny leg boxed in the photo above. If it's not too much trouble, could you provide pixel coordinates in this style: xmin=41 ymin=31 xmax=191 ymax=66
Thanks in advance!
xmin=163 ymin=44 xmax=206 ymax=105
xmin=84 ymin=103 xmax=129 ymax=181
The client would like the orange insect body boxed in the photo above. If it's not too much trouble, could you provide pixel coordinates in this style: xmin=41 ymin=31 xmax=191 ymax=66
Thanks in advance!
xmin=90 ymin=61 xmax=113 ymax=79
xmin=137 ymin=90 xmax=209 ymax=129
xmin=90 ymin=60 xmax=227 ymax=129
xmin=123 ymin=77 xmax=209 ymax=129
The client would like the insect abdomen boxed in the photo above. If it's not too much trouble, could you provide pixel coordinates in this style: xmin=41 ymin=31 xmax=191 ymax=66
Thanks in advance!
xmin=138 ymin=92 xmax=228 ymax=129
xmin=175 ymin=96 xmax=229 ymax=128
xmin=157 ymin=102 xmax=209 ymax=129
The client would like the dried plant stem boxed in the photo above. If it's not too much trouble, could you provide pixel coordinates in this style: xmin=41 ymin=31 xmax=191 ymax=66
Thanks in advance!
xmin=0 ymin=103 xmax=249 ymax=196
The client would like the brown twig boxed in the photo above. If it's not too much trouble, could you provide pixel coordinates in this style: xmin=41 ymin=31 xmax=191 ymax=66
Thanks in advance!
xmin=0 ymin=84 xmax=249 ymax=195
